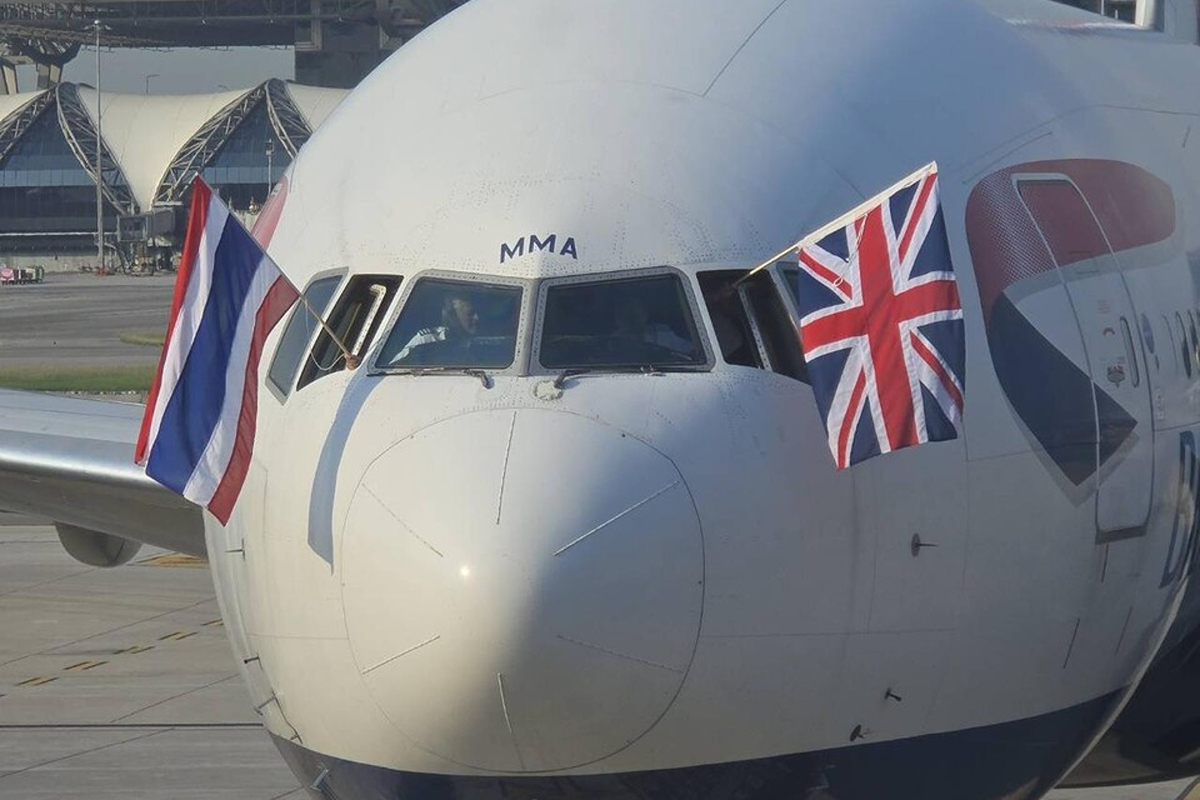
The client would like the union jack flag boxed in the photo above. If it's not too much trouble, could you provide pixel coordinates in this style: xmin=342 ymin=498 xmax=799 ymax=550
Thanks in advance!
xmin=794 ymin=163 xmax=965 ymax=470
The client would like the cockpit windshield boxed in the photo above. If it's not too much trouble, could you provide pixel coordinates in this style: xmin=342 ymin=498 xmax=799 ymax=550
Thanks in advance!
xmin=538 ymin=274 xmax=706 ymax=370
xmin=376 ymin=278 xmax=523 ymax=369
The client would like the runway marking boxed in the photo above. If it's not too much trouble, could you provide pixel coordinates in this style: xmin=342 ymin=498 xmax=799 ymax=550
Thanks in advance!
xmin=556 ymin=635 xmax=682 ymax=673
xmin=63 ymin=660 xmax=107 ymax=672
xmin=158 ymin=631 xmax=197 ymax=642
xmin=0 ymin=596 xmax=214 ymax=669
xmin=16 ymin=676 xmax=56 ymax=687
xmin=1174 ymin=778 xmax=1200 ymax=800
xmin=136 ymin=554 xmax=207 ymax=568
xmin=363 ymin=485 xmax=444 ymax=558
xmin=363 ymin=635 xmax=441 ymax=674
xmin=203 ymin=619 xmax=224 ymax=627
xmin=114 ymin=645 xmax=154 ymax=655
xmin=553 ymin=481 xmax=680 ymax=557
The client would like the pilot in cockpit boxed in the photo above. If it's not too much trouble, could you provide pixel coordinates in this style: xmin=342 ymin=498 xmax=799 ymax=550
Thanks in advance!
xmin=613 ymin=296 xmax=694 ymax=355
xmin=394 ymin=295 xmax=480 ymax=362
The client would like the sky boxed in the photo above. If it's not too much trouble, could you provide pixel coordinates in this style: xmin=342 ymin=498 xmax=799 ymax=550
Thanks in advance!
xmin=15 ymin=46 xmax=295 ymax=95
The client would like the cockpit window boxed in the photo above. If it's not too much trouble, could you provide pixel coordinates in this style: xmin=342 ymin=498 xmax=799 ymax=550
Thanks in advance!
xmin=298 ymin=275 xmax=402 ymax=390
xmin=698 ymin=268 xmax=808 ymax=384
xmin=377 ymin=278 xmax=523 ymax=369
xmin=538 ymin=275 xmax=706 ymax=370
xmin=268 ymin=274 xmax=342 ymax=397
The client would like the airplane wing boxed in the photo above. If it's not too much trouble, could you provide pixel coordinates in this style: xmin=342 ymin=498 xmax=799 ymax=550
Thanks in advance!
xmin=0 ymin=389 xmax=204 ymax=561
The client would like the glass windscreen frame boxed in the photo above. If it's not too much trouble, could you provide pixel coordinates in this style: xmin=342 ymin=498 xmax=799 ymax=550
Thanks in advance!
xmin=297 ymin=274 xmax=403 ymax=390
xmin=533 ymin=267 xmax=713 ymax=374
xmin=266 ymin=270 xmax=345 ymax=400
xmin=372 ymin=272 xmax=531 ymax=374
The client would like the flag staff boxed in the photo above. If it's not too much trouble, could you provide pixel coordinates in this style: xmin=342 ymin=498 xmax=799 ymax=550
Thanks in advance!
xmin=207 ymin=175 xmax=360 ymax=370
xmin=735 ymin=161 xmax=940 ymax=288
xmin=735 ymin=240 xmax=809 ymax=288
xmin=299 ymin=294 xmax=360 ymax=370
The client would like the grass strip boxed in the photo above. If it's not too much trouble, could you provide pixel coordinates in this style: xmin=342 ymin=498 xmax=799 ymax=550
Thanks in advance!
xmin=0 ymin=365 xmax=155 ymax=392
xmin=119 ymin=330 xmax=166 ymax=347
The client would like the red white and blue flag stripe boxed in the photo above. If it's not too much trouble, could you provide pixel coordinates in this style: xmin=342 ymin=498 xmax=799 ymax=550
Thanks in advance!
xmin=135 ymin=177 xmax=299 ymax=523
xmin=794 ymin=163 xmax=965 ymax=469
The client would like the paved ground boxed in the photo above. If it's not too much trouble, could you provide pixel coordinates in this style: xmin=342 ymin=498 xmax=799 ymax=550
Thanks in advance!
xmin=0 ymin=272 xmax=174 ymax=370
xmin=0 ymin=516 xmax=304 ymax=799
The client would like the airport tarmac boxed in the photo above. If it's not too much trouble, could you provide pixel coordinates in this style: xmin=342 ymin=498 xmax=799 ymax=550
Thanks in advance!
xmin=0 ymin=515 xmax=304 ymax=799
xmin=0 ymin=513 xmax=1194 ymax=800
xmin=0 ymin=272 xmax=174 ymax=370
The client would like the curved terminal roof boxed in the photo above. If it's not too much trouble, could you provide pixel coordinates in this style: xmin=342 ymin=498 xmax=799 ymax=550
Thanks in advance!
xmin=77 ymin=87 xmax=254 ymax=210
xmin=286 ymin=85 xmax=348 ymax=131
xmin=0 ymin=91 xmax=46 ymax=125
xmin=0 ymin=81 xmax=348 ymax=214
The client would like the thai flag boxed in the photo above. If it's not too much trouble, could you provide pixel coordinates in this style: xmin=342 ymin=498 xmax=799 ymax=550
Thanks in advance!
xmin=136 ymin=177 xmax=299 ymax=524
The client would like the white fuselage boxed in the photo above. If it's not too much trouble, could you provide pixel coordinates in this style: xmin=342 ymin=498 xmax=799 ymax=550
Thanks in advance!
xmin=196 ymin=0 xmax=1200 ymax=796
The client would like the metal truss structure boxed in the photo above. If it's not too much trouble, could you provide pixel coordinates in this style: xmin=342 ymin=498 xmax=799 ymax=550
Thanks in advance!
xmin=0 ymin=0 xmax=470 ymax=86
xmin=264 ymin=77 xmax=308 ymax=157
xmin=153 ymin=78 xmax=314 ymax=206
xmin=55 ymin=81 xmax=136 ymax=214
xmin=153 ymin=83 xmax=261 ymax=206
xmin=0 ymin=86 xmax=50 ymax=163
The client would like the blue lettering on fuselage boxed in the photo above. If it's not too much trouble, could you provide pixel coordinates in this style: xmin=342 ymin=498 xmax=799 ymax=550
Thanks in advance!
xmin=500 ymin=234 xmax=579 ymax=263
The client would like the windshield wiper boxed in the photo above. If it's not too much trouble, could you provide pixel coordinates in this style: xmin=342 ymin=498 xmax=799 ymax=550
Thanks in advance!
xmin=553 ymin=368 xmax=594 ymax=389
xmin=385 ymin=366 xmax=492 ymax=388
xmin=553 ymin=364 xmax=699 ymax=389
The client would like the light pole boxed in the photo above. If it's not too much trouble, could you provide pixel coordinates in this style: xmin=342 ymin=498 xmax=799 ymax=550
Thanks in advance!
xmin=265 ymin=137 xmax=275 ymax=194
xmin=145 ymin=72 xmax=159 ymax=95
xmin=93 ymin=19 xmax=103 ymax=271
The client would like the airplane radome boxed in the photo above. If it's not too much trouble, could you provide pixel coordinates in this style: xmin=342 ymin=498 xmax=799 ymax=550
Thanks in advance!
xmin=7 ymin=0 xmax=1200 ymax=798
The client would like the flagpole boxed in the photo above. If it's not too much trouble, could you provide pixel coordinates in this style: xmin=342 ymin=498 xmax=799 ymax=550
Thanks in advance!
xmin=735 ymin=161 xmax=940 ymax=287
xmin=300 ymin=294 xmax=360 ymax=370
xmin=735 ymin=241 xmax=811 ymax=288
xmin=199 ymin=175 xmax=360 ymax=371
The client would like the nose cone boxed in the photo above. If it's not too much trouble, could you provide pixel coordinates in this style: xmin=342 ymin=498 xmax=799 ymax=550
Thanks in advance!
xmin=340 ymin=409 xmax=704 ymax=773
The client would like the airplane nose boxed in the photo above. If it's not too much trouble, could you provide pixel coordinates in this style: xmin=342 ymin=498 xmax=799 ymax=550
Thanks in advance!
xmin=340 ymin=408 xmax=704 ymax=773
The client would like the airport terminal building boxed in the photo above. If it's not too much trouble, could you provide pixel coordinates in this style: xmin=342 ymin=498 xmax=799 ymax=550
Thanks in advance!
xmin=0 ymin=79 xmax=346 ymax=271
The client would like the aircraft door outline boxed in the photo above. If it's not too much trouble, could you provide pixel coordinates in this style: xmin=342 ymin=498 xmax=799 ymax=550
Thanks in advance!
xmin=1014 ymin=173 xmax=1155 ymax=541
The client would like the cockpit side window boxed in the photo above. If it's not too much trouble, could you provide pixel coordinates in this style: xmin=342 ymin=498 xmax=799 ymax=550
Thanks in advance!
xmin=267 ymin=274 xmax=342 ymax=398
xmin=744 ymin=271 xmax=809 ymax=383
xmin=698 ymin=269 xmax=809 ymax=384
xmin=698 ymin=271 xmax=763 ymax=369
xmin=297 ymin=275 xmax=402 ymax=390
xmin=538 ymin=274 xmax=706 ymax=370
xmin=376 ymin=278 xmax=523 ymax=370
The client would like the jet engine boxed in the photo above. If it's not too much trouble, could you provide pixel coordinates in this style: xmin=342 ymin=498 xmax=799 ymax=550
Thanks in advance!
xmin=56 ymin=522 xmax=142 ymax=568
